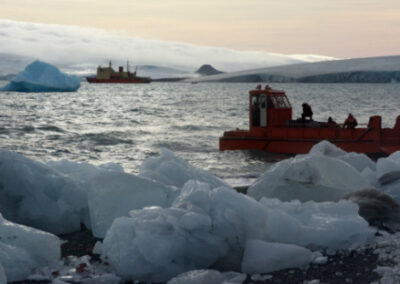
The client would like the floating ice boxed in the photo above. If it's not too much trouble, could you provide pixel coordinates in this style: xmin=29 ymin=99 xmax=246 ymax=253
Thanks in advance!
xmin=241 ymin=240 xmax=312 ymax=274
xmin=0 ymin=149 xmax=88 ymax=234
xmin=261 ymin=198 xmax=373 ymax=249
xmin=88 ymin=171 xmax=177 ymax=238
xmin=0 ymin=213 xmax=60 ymax=282
xmin=247 ymin=153 xmax=369 ymax=202
xmin=102 ymin=181 xmax=266 ymax=282
xmin=0 ymin=60 xmax=80 ymax=92
xmin=167 ymin=269 xmax=246 ymax=284
xmin=139 ymin=148 xmax=229 ymax=189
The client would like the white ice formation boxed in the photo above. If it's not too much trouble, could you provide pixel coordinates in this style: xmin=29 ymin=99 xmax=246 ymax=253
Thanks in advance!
xmin=1 ymin=141 xmax=400 ymax=282
xmin=139 ymin=148 xmax=229 ymax=189
xmin=241 ymin=240 xmax=312 ymax=274
xmin=0 ymin=149 xmax=88 ymax=234
xmin=0 ymin=60 xmax=80 ymax=92
xmin=0 ymin=213 xmax=60 ymax=282
xmin=247 ymin=142 xmax=371 ymax=202
xmin=167 ymin=269 xmax=246 ymax=284
xmin=88 ymin=171 xmax=176 ymax=238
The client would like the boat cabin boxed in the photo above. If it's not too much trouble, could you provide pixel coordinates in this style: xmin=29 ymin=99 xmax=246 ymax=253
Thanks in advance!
xmin=250 ymin=85 xmax=292 ymax=129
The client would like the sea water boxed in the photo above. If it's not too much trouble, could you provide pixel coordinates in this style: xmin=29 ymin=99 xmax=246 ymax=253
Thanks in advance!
xmin=0 ymin=82 xmax=399 ymax=182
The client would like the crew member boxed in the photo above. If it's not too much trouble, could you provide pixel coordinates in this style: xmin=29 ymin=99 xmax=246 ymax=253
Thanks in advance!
xmin=301 ymin=103 xmax=313 ymax=121
xmin=326 ymin=117 xmax=338 ymax=128
xmin=343 ymin=113 xmax=358 ymax=129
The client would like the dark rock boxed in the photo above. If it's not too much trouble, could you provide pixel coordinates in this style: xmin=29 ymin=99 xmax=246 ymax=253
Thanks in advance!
xmin=195 ymin=64 xmax=224 ymax=76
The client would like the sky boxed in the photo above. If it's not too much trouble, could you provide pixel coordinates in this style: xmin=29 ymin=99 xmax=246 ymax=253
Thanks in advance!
xmin=1 ymin=0 xmax=399 ymax=59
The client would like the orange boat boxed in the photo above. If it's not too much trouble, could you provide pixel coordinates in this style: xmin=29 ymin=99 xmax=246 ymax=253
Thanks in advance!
xmin=219 ymin=85 xmax=400 ymax=156
xmin=86 ymin=61 xmax=150 ymax=84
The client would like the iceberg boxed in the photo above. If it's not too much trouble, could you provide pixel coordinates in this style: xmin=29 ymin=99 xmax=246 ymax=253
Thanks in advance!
xmin=0 ymin=60 xmax=80 ymax=92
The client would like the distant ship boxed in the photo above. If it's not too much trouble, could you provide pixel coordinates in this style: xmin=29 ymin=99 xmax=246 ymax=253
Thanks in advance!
xmin=86 ymin=61 xmax=151 ymax=83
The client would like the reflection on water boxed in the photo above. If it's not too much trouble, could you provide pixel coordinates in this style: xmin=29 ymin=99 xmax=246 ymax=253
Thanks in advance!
xmin=0 ymin=82 xmax=399 ymax=179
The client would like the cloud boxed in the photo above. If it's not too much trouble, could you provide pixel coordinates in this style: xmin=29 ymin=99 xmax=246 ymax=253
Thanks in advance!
xmin=0 ymin=19 xmax=335 ymax=73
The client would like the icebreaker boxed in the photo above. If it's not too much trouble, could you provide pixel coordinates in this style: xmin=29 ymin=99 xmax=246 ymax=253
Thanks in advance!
xmin=0 ymin=60 xmax=80 ymax=92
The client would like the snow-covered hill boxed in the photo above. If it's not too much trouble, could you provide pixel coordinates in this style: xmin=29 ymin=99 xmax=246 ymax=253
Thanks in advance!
xmin=187 ymin=55 xmax=400 ymax=83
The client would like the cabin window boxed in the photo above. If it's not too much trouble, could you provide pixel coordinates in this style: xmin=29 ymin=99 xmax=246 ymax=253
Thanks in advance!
xmin=260 ymin=96 xmax=266 ymax=108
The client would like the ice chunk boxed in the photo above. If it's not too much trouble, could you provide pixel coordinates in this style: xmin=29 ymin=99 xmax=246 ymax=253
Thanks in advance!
xmin=0 ymin=60 xmax=80 ymax=92
xmin=0 ymin=213 xmax=60 ymax=282
xmin=0 ymin=149 xmax=87 ymax=234
xmin=310 ymin=141 xmax=376 ymax=172
xmin=140 ymin=148 xmax=229 ymax=189
xmin=376 ymin=157 xmax=400 ymax=185
xmin=247 ymin=154 xmax=370 ymax=202
xmin=167 ymin=269 xmax=246 ymax=284
xmin=88 ymin=171 xmax=176 ymax=238
xmin=102 ymin=181 xmax=266 ymax=282
xmin=309 ymin=140 xmax=347 ymax=157
xmin=0 ymin=264 xmax=6 ymax=284
xmin=47 ymin=159 xmax=124 ymax=185
xmin=261 ymin=198 xmax=373 ymax=249
xmin=241 ymin=240 xmax=312 ymax=274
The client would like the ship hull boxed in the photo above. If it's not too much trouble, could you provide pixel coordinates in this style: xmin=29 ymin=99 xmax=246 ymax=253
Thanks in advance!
xmin=86 ymin=77 xmax=150 ymax=84
xmin=220 ymin=124 xmax=400 ymax=157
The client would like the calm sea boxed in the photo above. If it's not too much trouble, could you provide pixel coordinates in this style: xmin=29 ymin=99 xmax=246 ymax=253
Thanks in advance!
xmin=0 ymin=82 xmax=399 ymax=183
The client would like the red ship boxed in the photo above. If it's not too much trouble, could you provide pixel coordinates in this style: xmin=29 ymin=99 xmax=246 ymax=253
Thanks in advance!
xmin=86 ymin=61 xmax=151 ymax=84
xmin=219 ymin=85 xmax=400 ymax=156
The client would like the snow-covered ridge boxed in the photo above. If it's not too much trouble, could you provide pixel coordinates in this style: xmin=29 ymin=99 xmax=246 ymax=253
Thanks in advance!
xmin=188 ymin=55 xmax=400 ymax=83
xmin=2 ymin=141 xmax=400 ymax=282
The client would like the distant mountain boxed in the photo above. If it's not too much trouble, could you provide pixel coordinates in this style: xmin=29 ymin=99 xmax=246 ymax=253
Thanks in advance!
xmin=195 ymin=64 xmax=224 ymax=76
xmin=187 ymin=55 xmax=400 ymax=83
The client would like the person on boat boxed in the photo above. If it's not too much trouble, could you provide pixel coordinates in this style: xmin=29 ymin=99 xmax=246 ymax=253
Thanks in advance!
xmin=326 ymin=117 xmax=338 ymax=128
xmin=252 ymin=97 xmax=260 ymax=126
xmin=301 ymin=103 xmax=313 ymax=121
xmin=343 ymin=113 xmax=358 ymax=129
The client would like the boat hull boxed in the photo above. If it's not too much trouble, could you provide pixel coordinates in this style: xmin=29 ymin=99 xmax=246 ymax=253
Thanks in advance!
xmin=220 ymin=125 xmax=400 ymax=157
xmin=86 ymin=77 xmax=150 ymax=84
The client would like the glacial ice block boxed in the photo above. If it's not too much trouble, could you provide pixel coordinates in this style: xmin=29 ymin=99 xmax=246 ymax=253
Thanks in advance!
xmin=0 ymin=149 xmax=87 ymax=234
xmin=88 ymin=171 xmax=176 ymax=238
xmin=0 ymin=213 xmax=61 ymax=282
xmin=139 ymin=148 xmax=229 ymax=189
xmin=247 ymin=154 xmax=370 ymax=202
xmin=102 ymin=181 xmax=267 ymax=282
xmin=0 ymin=60 xmax=80 ymax=92
xmin=241 ymin=240 xmax=312 ymax=274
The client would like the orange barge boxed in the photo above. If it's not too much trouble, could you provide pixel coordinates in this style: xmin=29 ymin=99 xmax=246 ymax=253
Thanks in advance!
xmin=219 ymin=85 xmax=400 ymax=156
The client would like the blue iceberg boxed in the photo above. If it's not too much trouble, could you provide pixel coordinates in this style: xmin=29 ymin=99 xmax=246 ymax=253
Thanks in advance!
xmin=0 ymin=60 xmax=80 ymax=92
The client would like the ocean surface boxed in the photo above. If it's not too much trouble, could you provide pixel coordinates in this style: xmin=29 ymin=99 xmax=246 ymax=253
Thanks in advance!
xmin=0 ymin=82 xmax=399 ymax=184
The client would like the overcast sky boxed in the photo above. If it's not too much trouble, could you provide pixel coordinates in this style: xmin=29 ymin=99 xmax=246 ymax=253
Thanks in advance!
xmin=1 ymin=0 xmax=399 ymax=58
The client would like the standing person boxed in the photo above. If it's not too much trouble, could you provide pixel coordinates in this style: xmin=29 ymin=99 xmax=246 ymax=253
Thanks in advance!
xmin=326 ymin=117 xmax=338 ymax=128
xmin=301 ymin=103 xmax=313 ymax=121
xmin=343 ymin=113 xmax=358 ymax=129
